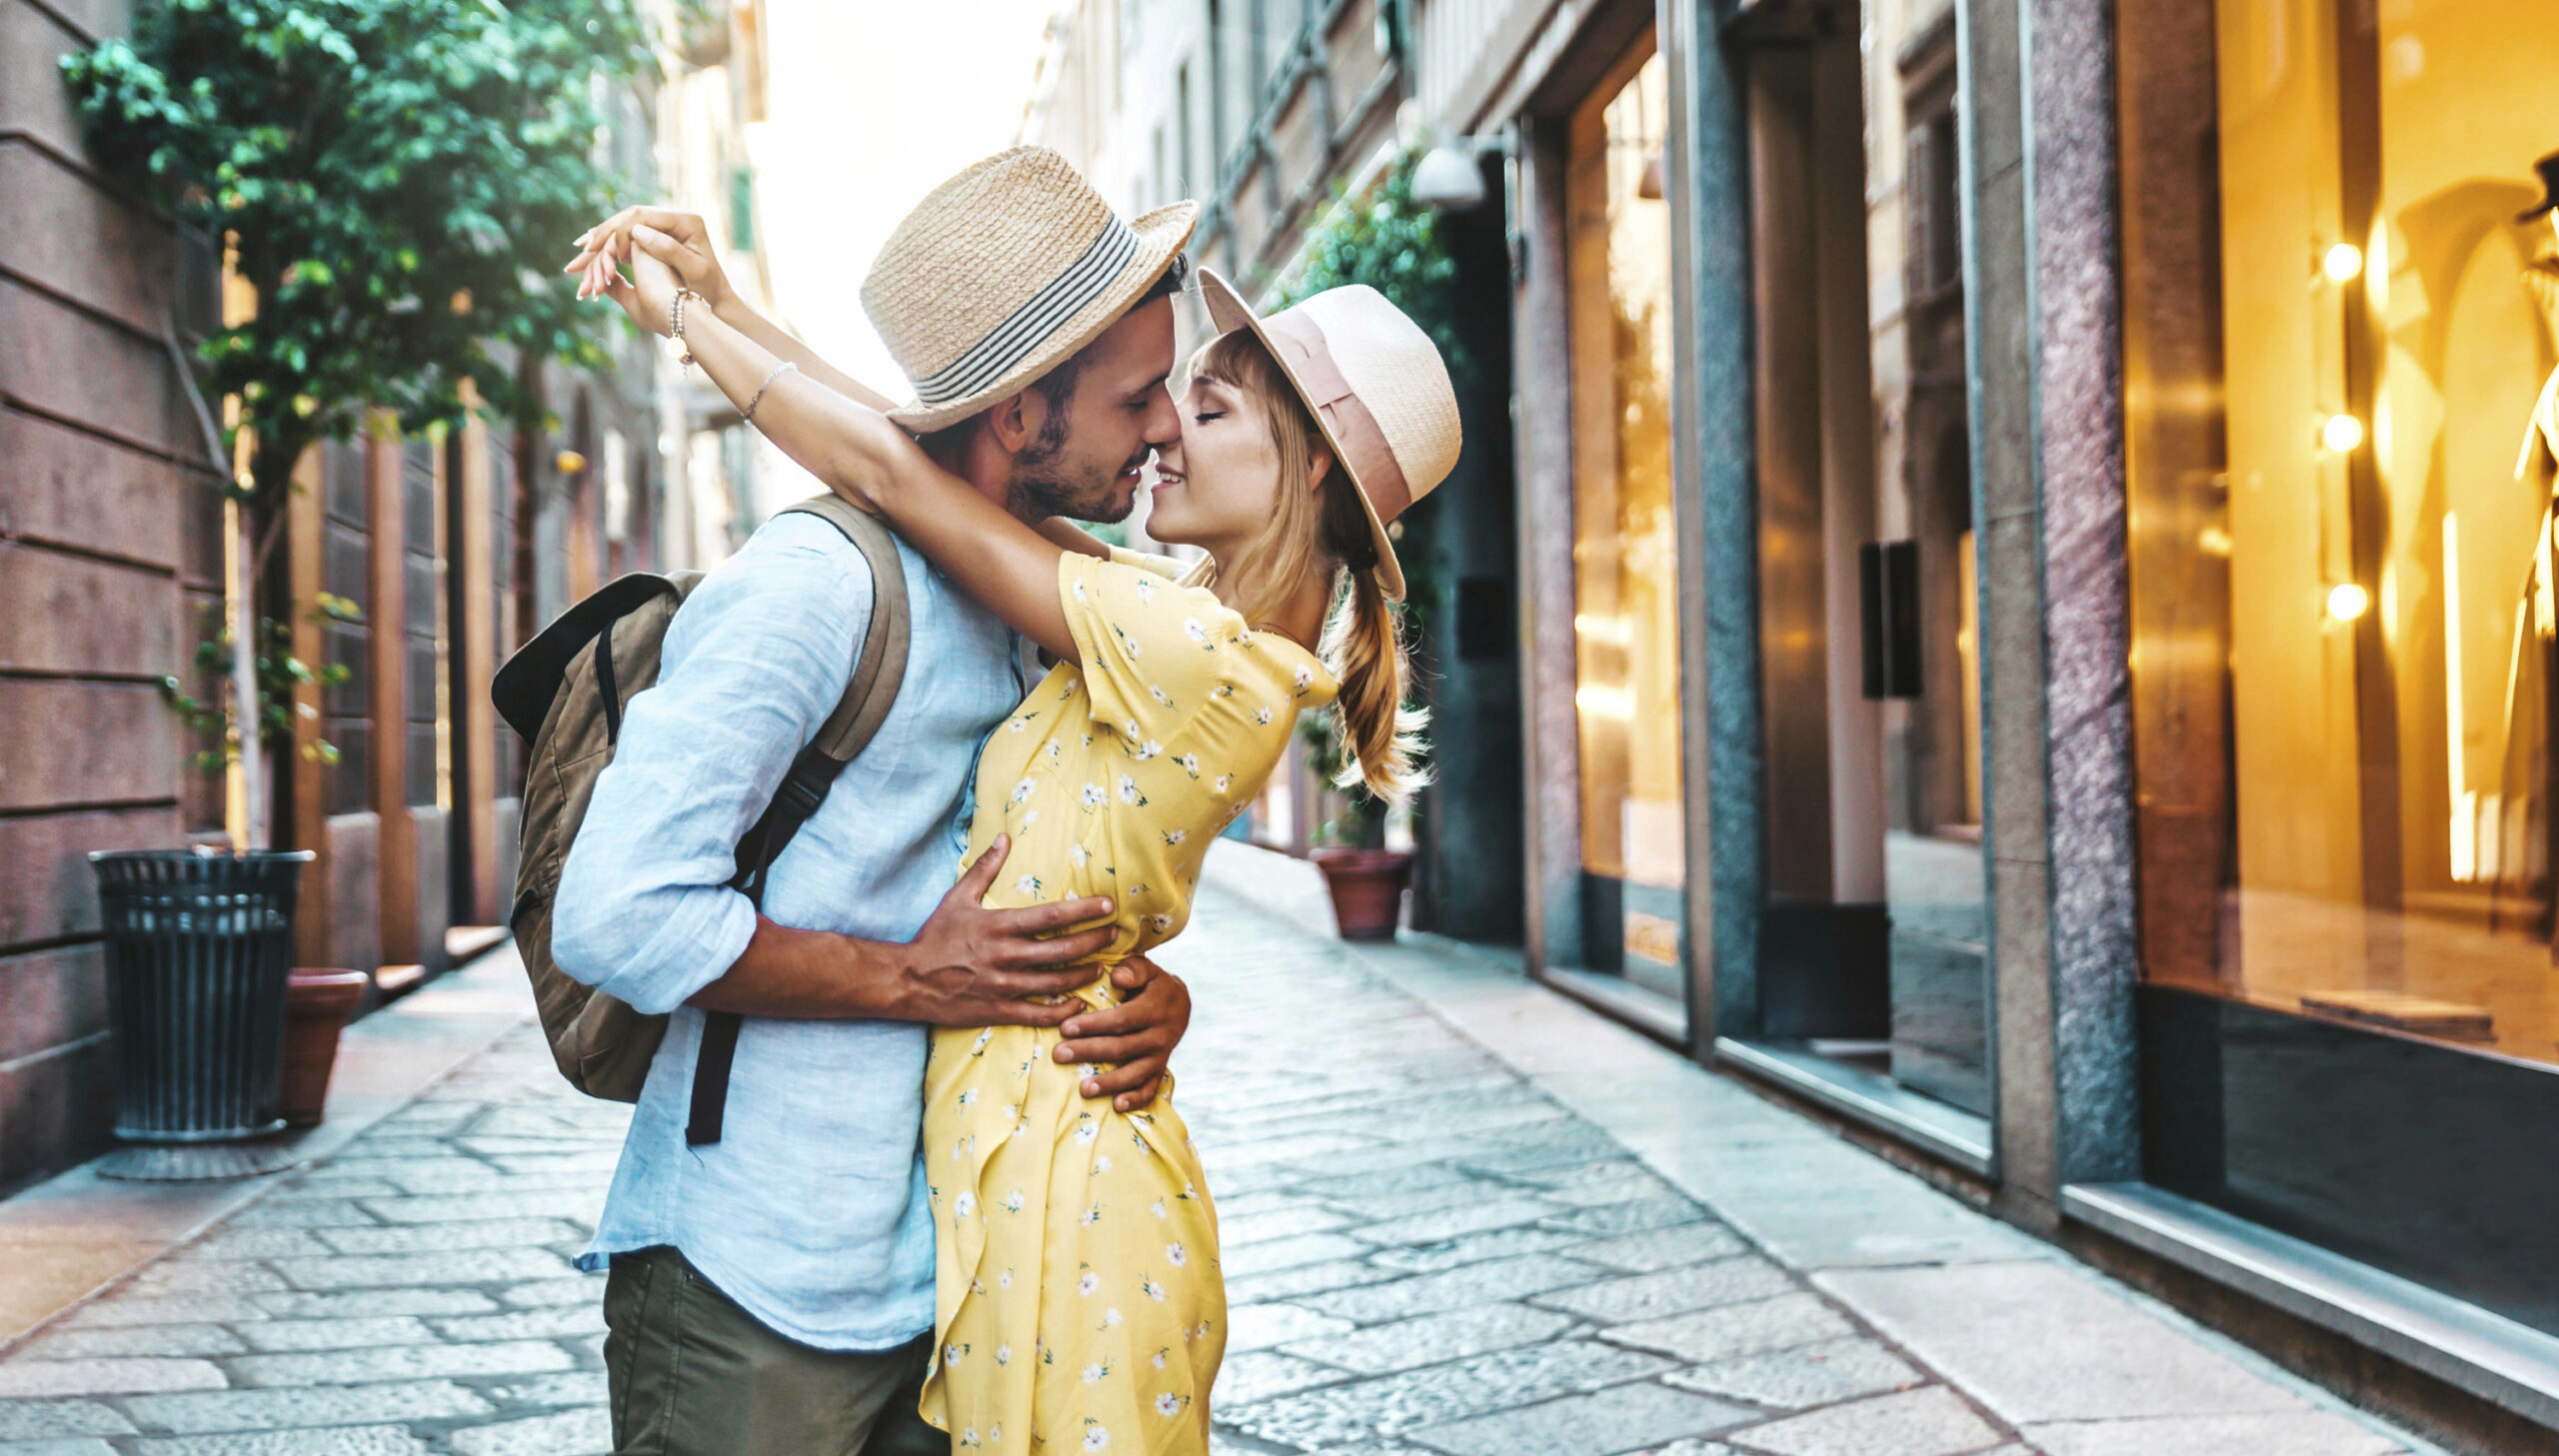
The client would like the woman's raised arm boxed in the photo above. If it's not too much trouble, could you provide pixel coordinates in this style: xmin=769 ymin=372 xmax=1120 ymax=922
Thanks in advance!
xmin=600 ymin=245 xmax=1081 ymax=664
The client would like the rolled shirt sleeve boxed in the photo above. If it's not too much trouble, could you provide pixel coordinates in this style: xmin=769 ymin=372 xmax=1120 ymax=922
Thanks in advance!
xmin=552 ymin=515 xmax=876 ymax=1014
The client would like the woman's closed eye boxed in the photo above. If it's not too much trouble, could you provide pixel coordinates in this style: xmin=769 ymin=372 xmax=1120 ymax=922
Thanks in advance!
xmin=1192 ymin=411 xmax=1225 ymax=425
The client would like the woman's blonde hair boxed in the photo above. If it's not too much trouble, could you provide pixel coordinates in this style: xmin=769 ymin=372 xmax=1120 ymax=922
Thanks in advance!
xmin=1191 ymin=328 xmax=1429 ymax=805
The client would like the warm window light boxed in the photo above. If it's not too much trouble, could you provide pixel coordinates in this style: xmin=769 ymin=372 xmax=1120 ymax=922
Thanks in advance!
xmin=2322 ymin=243 xmax=2364 ymax=282
xmin=2321 ymin=413 xmax=2366 ymax=453
xmin=2326 ymin=582 xmax=2371 ymax=622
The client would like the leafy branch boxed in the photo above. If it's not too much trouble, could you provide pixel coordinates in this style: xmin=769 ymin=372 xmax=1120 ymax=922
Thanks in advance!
xmin=161 ymin=595 xmax=365 ymax=769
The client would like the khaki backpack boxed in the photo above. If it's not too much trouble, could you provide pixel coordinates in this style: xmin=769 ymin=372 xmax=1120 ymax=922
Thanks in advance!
xmin=490 ymin=497 xmax=910 ymax=1144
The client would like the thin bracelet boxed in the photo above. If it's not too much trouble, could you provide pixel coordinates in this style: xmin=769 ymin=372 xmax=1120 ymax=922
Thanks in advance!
xmin=744 ymin=361 xmax=798 ymax=423
xmin=669 ymin=288 xmax=700 ymax=367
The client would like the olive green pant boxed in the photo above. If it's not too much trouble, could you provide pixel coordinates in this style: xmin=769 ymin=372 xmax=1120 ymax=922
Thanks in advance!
xmin=602 ymin=1247 xmax=941 ymax=1456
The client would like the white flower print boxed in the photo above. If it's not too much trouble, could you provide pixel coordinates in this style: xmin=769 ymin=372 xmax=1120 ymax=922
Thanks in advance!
xmin=1179 ymin=752 xmax=1201 ymax=776
xmin=1132 ymin=739 xmax=1162 ymax=760
xmin=1075 ymin=1118 xmax=1101 ymax=1145
xmin=1214 ymin=773 xmax=1233 ymax=794
xmin=945 ymin=1343 xmax=964 ymax=1366
xmin=1083 ymin=1362 xmax=1109 ymax=1385
xmin=1079 ymin=1271 xmax=1102 ymax=1297
xmin=962 ymin=1427 xmax=980 ymax=1447
xmin=1149 ymin=685 xmax=1172 ymax=706
xmin=1002 ymin=1189 xmax=1025 ymax=1213
xmin=1020 ymin=808 xmax=1039 ymax=828
xmin=1047 ymin=740 xmax=1063 ymax=761
xmin=1146 ymin=913 xmax=1174 ymax=934
xmin=1016 ymin=874 xmax=1043 ymax=897
xmin=1063 ymin=676 xmax=1082 ymax=697
xmin=1083 ymin=1424 xmax=1111 ymax=1452
xmin=1152 ymin=1350 xmax=1168 ymax=1370
xmin=1119 ymin=774 xmax=1145 ymax=805
xmin=1237 ymin=627 xmax=1257 ymax=647
xmin=1069 ymin=843 xmax=1091 ymax=868
xmin=1117 ymin=627 xmax=1145 ymax=661
xmin=1155 ymin=1394 xmax=1187 ymax=1417
xmin=1123 ymin=719 xmax=1143 ymax=740
xmin=995 ymin=1345 xmax=1012 ymax=1365
xmin=1142 ymin=1277 xmax=1167 ymax=1301
xmin=1081 ymin=1203 xmax=1103 ymax=1226
xmin=953 ymin=1191 xmax=975 ymax=1218
xmin=971 ymin=1028 xmax=992 ymax=1052
xmin=1081 ymin=782 xmax=1106 ymax=809
xmin=998 ymin=1269 xmax=1014 ymax=1289
xmin=956 ymin=1088 xmax=977 ymax=1105
xmin=1166 ymin=1241 xmax=1187 ymax=1266
xmin=1151 ymin=1199 xmax=1170 ymax=1219
xmin=1254 ymin=706 xmax=1274 ymax=726
xmin=1161 ymin=828 xmax=1187 ymax=846
xmin=1094 ymin=1154 xmax=1114 ymax=1173
xmin=1293 ymin=664 xmax=1314 ymax=691
xmin=1136 ymin=577 xmax=1155 ymax=604
xmin=1012 ymin=777 xmax=1036 ymax=803
xmin=1184 ymin=617 xmax=1209 ymax=643
xmin=1105 ymin=1307 xmax=1124 ymax=1327
xmin=1073 ymin=578 xmax=1089 ymax=602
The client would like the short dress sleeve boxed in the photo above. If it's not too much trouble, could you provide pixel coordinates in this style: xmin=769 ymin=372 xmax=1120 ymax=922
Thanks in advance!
xmin=1055 ymin=551 xmax=1330 ymax=752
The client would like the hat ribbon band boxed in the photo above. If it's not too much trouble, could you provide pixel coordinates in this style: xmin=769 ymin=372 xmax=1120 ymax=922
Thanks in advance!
xmin=1262 ymin=310 xmax=1411 ymax=522
xmin=911 ymin=215 xmax=1142 ymax=408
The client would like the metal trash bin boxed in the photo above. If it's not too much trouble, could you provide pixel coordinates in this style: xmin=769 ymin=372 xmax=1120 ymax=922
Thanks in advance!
xmin=89 ymin=849 xmax=314 ymax=1143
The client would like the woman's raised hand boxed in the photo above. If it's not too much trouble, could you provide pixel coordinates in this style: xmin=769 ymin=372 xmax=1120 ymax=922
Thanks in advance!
xmin=593 ymin=238 xmax=685 ymax=342
xmin=563 ymin=207 xmax=736 ymax=310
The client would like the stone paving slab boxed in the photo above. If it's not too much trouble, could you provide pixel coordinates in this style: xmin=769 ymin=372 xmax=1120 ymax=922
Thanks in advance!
xmin=0 ymin=847 xmax=2447 ymax=1456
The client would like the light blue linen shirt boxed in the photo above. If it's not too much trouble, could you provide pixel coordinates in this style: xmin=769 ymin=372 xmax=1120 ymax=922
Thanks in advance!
xmin=552 ymin=509 xmax=1031 ymax=1352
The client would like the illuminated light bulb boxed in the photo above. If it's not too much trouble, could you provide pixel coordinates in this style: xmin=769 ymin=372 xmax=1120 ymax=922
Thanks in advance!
xmin=2322 ymin=243 xmax=2364 ymax=282
xmin=2321 ymin=414 xmax=2366 ymax=453
xmin=2326 ymin=583 xmax=2370 ymax=622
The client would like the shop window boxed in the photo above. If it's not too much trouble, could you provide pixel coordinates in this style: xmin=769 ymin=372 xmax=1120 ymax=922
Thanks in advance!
xmin=2127 ymin=0 xmax=2559 ymax=1064
xmin=1566 ymin=45 xmax=1684 ymax=991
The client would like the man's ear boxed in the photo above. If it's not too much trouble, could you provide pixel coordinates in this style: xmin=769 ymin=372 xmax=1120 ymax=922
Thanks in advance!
xmin=987 ymin=390 xmax=1043 ymax=457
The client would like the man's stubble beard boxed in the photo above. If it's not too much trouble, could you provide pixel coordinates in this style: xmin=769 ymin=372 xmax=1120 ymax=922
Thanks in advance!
xmin=1013 ymin=412 xmax=1143 ymax=526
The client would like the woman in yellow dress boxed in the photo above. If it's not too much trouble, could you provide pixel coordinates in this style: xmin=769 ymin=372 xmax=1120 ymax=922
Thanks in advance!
xmin=837 ymin=271 xmax=1457 ymax=1454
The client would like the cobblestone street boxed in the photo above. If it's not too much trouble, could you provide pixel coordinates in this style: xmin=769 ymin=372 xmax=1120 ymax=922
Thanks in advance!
xmin=0 ymin=846 xmax=2436 ymax=1456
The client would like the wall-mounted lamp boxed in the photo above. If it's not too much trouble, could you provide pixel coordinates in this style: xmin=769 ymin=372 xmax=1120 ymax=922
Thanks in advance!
xmin=2326 ymin=582 xmax=2371 ymax=622
xmin=2322 ymin=243 xmax=2364 ymax=283
xmin=1412 ymin=133 xmax=1501 ymax=212
xmin=2320 ymin=413 xmax=2366 ymax=454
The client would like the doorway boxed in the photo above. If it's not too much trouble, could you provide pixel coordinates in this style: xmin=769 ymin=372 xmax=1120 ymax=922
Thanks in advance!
xmin=1731 ymin=0 xmax=1993 ymax=1145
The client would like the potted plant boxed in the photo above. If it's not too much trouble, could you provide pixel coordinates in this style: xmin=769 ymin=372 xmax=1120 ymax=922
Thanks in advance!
xmin=281 ymin=968 xmax=370 ymax=1127
xmin=1300 ymin=717 xmax=1412 ymax=941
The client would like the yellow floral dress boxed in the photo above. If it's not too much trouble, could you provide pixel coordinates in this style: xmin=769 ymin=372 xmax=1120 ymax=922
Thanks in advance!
xmin=920 ymin=548 xmax=1336 ymax=1455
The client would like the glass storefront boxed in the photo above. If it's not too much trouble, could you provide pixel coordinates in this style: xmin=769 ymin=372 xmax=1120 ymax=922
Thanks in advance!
xmin=2133 ymin=0 xmax=2559 ymax=1065
xmin=1566 ymin=42 xmax=1686 ymax=1002
xmin=2123 ymin=0 xmax=2559 ymax=1335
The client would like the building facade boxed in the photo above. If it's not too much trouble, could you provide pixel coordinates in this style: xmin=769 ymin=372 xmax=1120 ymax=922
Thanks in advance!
xmin=1028 ymin=0 xmax=2559 ymax=1443
xmin=0 ymin=0 xmax=771 ymax=1194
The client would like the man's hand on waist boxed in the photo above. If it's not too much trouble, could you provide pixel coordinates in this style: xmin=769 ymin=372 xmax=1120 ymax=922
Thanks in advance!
xmin=1057 ymin=954 xmax=1191 ymax=1112
xmin=686 ymin=833 xmax=1114 ymax=1022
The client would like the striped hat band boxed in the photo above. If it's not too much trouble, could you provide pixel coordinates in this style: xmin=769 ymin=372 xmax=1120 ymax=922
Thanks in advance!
xmin=909 ymin=216 xmax=1139 ymax=409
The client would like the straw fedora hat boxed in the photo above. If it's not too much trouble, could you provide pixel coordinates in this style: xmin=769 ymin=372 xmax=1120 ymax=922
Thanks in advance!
xmin=862 ymin=148 xmax=1197 ymax=433
xmin=1198 ymin=268 xmax=1460 ymax=602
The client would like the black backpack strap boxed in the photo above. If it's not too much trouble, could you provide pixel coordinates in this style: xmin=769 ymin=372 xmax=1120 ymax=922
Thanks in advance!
xmin=687 ymin=500 xmax=913 ymax=1146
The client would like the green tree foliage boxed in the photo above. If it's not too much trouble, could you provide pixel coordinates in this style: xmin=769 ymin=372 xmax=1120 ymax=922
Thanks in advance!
xmin=61 ymin=0 xmax=657 ymax=506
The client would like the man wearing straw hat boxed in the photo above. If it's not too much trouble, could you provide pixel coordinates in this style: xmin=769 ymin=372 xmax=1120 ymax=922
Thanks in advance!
xmin=551 ymin=150 xmax=1204 ymax=1455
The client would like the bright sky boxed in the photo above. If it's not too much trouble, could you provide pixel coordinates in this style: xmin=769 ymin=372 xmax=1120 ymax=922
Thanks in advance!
xmin=751 ymin=0 xmax=1065 ymax=399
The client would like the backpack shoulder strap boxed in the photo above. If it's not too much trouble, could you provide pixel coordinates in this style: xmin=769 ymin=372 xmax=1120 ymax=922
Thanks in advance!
xmin=687 ymin=496 xmax=913 ymax=1146
xmin=784 ymin=496 xmax=912 ymax=765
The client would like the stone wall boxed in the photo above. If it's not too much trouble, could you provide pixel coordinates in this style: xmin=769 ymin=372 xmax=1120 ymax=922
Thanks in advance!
xmin=0 ymin=0 xmax=226 ymax=1192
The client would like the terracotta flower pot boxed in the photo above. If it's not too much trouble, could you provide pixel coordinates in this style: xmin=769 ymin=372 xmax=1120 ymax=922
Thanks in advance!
xmin=280 ymin=969 xmax=368 ymax=1129
xmin=1311 ymin=848 xmax=1412 ymax=941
